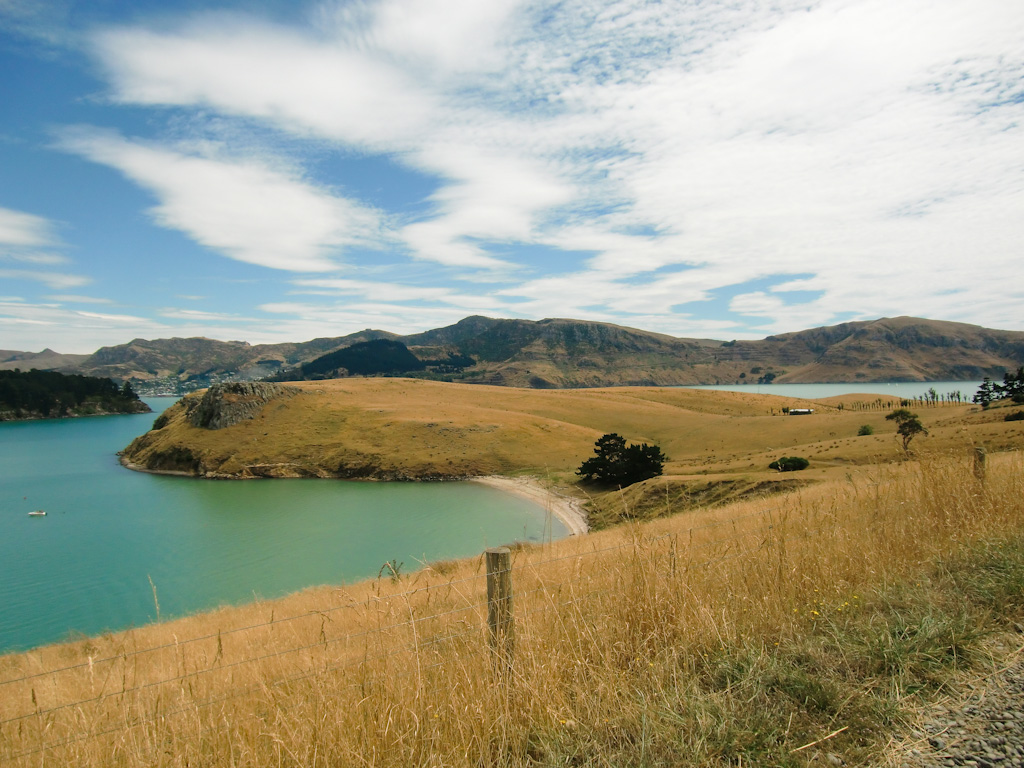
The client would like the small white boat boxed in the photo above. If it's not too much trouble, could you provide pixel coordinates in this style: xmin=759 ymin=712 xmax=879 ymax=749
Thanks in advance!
xmin=27 ymin=510 xmax=46 ymax=517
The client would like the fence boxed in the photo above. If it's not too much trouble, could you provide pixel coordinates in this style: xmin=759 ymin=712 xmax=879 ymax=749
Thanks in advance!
xmin=0 ymin=502 xmax=807 ymax=763
xmin=0 ymin=453 xmax=1012 ymax=765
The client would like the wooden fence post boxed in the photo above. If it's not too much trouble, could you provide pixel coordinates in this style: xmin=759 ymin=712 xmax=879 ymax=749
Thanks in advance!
xmin=973 ymin=446 xmax=987 ymax=483
xmin=486 ymin=547 xmax=514 ymax=668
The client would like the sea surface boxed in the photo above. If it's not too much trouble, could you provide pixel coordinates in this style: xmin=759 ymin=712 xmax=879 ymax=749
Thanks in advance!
xmin=683 ymin=381 xmax=982 ymax=400
xmin=0 ymin=399 xmax=565 ymax=654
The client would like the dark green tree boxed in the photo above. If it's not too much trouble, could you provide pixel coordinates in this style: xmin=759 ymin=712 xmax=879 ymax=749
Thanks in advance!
xmin=1000 ymin=366 xmax=1024 ymax=401
xmin=577 ymin=433 xmax=666 ymax=486
xmin=973 ymin=377 xmax=998 ymax=409
xmin=886 ymin=408 xmax=927 ymax=452
xmin=769 ymin=456 xmax=809 ymax=472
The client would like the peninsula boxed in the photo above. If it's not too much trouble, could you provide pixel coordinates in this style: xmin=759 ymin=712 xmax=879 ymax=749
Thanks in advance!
xmin=120 ymin=378 xmax=1024 ymax=529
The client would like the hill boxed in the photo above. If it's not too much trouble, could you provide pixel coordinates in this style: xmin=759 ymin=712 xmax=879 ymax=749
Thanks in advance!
xmin=70 ymin=329 xmax=398 ymax=393
xmin=120 ymin=378 xmax=1024 ymax=502
xmin=0 ymin=348 xmax=88 ymax=371
xmin=12 ymin=315 xmax=1024 ymax=393
xmin=746 ymin=316 xmax=1024 ymax=382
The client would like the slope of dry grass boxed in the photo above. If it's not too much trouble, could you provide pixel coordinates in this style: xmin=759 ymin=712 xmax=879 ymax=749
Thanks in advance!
xmin=3 ymin=448 xmax=1024 ymax=766
xmin=121 ymin=379 xmax=1012 ymax=484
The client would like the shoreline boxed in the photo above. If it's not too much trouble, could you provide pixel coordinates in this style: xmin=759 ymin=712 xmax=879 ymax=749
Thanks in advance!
xmin=470 ymin=475 xmax=589 ymax=536
xmin=119 ymin=456 xmax=591 ymax=536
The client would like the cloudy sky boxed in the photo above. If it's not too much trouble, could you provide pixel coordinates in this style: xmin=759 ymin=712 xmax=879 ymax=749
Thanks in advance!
xmin=1 ymin=0 xmax=1022 ymax=353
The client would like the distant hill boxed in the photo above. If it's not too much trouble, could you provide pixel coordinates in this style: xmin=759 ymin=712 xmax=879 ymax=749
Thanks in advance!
xmin=66 ymin=330 xmax=398 ymax=393
xmin=10 ymin=315 xmax=1024 ymax=392
xmin=282 ymin=339 xmax=427 ymax=379
xmin=0 ymin=348 xmax=89 ymax=371
xmin=753 ymin=317 xmax=1024 ymax=382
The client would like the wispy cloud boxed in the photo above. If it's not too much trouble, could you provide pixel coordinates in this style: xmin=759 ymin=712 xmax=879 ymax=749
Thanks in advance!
xmin=56 ymin=127 xmax=389 ymax=272
xmin=0 ymin=205 xmax=60 ymax=249
xmin=45 ymin=295 xmax=112 ymax=304
xmin=34 ymin=0 xmax=1022 ymax=345
xmin=0 ymin=298 xmax=165 ymax=353
xmin=0 ymin=268 xmax=89 ymax=290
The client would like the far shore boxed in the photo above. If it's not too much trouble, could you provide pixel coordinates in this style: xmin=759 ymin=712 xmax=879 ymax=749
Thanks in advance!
xmin=470 ymin=475 xmax=589 ymax=536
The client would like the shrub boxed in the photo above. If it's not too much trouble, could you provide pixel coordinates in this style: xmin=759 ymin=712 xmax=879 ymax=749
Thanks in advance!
xmin=1006 ymin=411 xmax=1024 ymax=422
xmin=858 ymin=424 xmax=874 ymax=436
xmin=769 ymin=456 xmax=809 ymax=472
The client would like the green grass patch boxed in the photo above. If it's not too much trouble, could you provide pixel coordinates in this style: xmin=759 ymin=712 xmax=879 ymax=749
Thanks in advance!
xmin=528 ymin=534 xmax=1024 ymax=767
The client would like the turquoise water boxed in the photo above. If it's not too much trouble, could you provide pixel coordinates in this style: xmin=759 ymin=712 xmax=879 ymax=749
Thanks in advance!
xmin=0 ymin=400 xmax=565 ymax=653
xmin=683 ymin=381 xmax=982 ymax=400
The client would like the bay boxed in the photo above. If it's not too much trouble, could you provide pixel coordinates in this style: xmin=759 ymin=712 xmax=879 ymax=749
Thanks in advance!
xmin=0 ymin=399 xmax=565 ymax=654
xmin=683 ymin=381 xmax=982 ymax=400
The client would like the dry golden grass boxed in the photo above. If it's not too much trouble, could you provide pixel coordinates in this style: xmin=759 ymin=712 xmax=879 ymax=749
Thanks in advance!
xmin=122 ymin=379 xmax=1018 ymax=488
xmin=4 ymin=447 xmax=1024 ymax=766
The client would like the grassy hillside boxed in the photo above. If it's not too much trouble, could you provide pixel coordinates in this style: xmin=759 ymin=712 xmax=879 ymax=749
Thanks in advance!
xmin=4 ymin=447 xmax=1024 ymax=766
xmin=121 ymin=379 xmax=1024 ymax=528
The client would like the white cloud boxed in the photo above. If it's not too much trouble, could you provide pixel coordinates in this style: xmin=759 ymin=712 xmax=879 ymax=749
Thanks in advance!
xmin=257 ymin=299 xmax=502 ymax=339
xmin=57 ymin=127 xmax=387 ymax=272
xmin=0 ymin=268 xmax=89 ymax=290
xmin=0 ymin=299 xmax=167 ymax=353
xmin=321 ymin=0 xmax=526 ymax=77
xmin=92 ymin=19 xmax=437 ymax=149
xmin=45 ymin=295 xmax=112 ymax=304
xmin=10 ymin=0 xmax=1016 ymax=354
xmin=0 ymin=206 xmax=59 ymax=248
xmin=158 ymin=308 xmax=259 ymax=322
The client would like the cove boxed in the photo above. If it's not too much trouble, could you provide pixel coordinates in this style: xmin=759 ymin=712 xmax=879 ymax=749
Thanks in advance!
xmin=0 ymin=399 xmax=566 ymax=654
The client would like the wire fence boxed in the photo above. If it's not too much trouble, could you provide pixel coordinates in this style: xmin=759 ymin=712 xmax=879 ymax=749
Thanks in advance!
xmin=0 ymin=501 xmax=831 ymax=762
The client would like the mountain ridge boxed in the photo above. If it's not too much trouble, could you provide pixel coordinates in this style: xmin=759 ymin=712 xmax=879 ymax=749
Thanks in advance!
xmin=7 ymin=315 xmax=1024 ymax=393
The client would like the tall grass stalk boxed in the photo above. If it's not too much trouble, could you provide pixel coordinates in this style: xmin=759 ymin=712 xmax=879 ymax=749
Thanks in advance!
xmin=2 ymin=451 xmax=1023 ymax=766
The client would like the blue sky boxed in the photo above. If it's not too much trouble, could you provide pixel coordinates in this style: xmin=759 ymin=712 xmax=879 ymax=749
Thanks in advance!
xmin=1 ymin=0 xmax=1022 ymax=353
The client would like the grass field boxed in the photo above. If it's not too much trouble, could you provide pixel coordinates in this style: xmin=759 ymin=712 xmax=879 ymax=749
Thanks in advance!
xmin=5 ymin=383 xmax=1024 ymax=766
xmin=123 ymin=379 xmax=1024 ymax=525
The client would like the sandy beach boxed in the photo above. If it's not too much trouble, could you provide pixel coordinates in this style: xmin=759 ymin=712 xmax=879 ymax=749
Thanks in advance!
xmin=471 ymin=476 xmax=589 ymax=536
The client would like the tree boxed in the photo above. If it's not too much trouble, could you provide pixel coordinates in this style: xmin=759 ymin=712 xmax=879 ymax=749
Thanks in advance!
xmin=973 ymin=377 xmax=998 ymax=409
xmin=577 ymin=433 xmax=666 ymax=486
xmin=886 ymin=408 xmax=927 ymax=452
xmin=1000 ymin=367 xmax=1024 ymax=402
xmin=769 ymin=456 xmax=809 ymax=472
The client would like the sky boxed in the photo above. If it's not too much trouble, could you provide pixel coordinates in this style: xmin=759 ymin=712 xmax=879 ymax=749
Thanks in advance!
xmin=1 ymin=0 xmax=1022 ymax=354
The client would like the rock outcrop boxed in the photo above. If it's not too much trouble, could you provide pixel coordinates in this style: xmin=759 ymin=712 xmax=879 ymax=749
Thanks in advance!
xmin=186 ymin=382 xmax=300 ymax=430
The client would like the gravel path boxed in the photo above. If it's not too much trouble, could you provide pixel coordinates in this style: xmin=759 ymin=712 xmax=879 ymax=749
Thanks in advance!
xmin=896 ymin=641 xmax=1024 ymax=768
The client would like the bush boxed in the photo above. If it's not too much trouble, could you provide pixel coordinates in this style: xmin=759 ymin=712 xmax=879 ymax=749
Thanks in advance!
xmin=1005 ymin=411 xmax=1024 ymax=422
xmin=769 ymin=456 xmax=809 ymax=472
xmin=577 ymin=433 xmax=666 ymax=486
xmin=858 ymin=425 xmax=874 ymax=436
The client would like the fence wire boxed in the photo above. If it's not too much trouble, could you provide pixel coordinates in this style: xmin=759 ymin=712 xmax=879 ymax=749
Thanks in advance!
xmin=2 ymin=504 xmax=808 ymax=761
